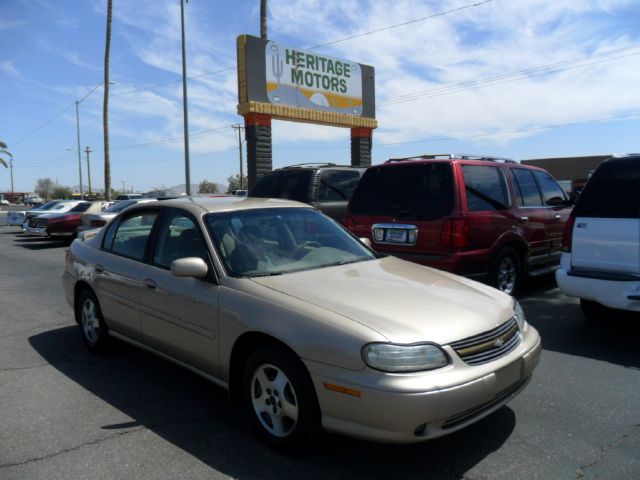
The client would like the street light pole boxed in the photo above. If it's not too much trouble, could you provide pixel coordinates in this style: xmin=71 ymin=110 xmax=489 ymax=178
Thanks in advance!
xmin=180 ymin=0 xmax=191 ymax=196
xmin=85 ymin=146 xmax=93 ymax=196
xmin=74 ymin=81 xmax=115 ymax=199
xmin=9 ymin=158 xmax=14 ymax=200
xmin=75 ymin=100 xmax=84 ymax=198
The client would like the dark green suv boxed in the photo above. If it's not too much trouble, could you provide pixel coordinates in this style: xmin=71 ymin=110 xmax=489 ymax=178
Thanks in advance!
xmin=248 ymin=163 xmax=365 ymax=222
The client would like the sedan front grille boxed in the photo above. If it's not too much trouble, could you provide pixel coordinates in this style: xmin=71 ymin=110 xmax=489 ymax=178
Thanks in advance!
xmin=449 ymin=318 xmax=520 ymax=366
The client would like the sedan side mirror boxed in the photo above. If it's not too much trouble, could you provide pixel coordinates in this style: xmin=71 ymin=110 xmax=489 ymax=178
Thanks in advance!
xmin=170 ymin=257 xmax=209 ymax=278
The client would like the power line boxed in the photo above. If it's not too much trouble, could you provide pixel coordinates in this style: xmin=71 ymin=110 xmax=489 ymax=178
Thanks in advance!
xmin=378 ymin=45 xmax=640 ymax=106
xmin=275 ymin=111 xmax=640 ymax=150
xmin=307 ymin=0 xmax=493 ymax=50
xmin=12 ymin=103 xmax=75 ymax=147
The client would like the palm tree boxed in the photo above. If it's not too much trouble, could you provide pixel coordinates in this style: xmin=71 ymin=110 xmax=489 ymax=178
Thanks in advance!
xmin=0 ymin=141 xmax=11 ymax=168
xmin=103 ymin=0 xmax=113 ymax=200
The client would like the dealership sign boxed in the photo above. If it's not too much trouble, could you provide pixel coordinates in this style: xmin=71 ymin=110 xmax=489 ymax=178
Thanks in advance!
xmin=237 ymin=35 xmax=376 ymax=128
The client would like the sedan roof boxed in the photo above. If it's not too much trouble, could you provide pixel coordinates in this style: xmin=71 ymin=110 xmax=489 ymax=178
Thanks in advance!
xmin=154 ymin=196 xmax=309 ymax=214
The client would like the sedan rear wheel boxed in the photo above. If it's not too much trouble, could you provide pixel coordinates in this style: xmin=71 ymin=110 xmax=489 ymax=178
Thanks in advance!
xmin=242 ymin=346 xmax=320 ymax=450
xmin=76 ymin=289 xmax=109 ymax=353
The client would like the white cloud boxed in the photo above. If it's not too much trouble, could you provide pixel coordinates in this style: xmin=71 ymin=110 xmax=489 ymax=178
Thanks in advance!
xmin=0 ymin=60 xmax=19 ymax=76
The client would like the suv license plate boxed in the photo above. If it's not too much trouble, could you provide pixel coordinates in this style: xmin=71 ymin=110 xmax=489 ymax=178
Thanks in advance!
xmin=385 ymin=229 xmax=408 ymax=243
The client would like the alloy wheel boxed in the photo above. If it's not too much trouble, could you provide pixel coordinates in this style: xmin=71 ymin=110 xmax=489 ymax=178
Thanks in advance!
xmin=250 ymin=363 xmax=299 ymax=438
xmin=81 ymin=298 xmax=100 ymax=344
xmin=497 ymin=256 xmax=516 ymax=294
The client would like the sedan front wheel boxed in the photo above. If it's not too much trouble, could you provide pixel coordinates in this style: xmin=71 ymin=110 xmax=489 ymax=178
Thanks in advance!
xmin=242 ymin=346 xmax=320 ymax=450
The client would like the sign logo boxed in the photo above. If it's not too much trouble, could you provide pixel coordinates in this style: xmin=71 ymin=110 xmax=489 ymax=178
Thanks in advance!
xmin=265 ymin=41 xmax=363 ymax=115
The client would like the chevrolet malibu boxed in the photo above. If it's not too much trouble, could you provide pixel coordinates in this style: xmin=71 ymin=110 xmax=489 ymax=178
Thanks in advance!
xmin=63 ymin=197 xmax=541 ymax=448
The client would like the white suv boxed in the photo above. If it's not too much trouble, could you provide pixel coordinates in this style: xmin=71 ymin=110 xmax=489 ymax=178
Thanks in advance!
xmin=556 ymin=154 xmax=640 ymax=316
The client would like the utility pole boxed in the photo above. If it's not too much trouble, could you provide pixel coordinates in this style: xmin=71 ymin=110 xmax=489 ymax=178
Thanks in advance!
xmin=232 ymin=124 xmax=245 ymax=190
xmin=121 ymin=180 xmax=125 ymax=193
xmin=260 ymin=0 xmax=268 ymax=39
xmin=180 ymin=0 xmax=191 ymax=195
xmin=75 ymin=100 xmax=84 ymax=198
xmin=85 ymin=146 xmax=93 ymax=196
xmin=9 ymin=158 xmax=14 ymax=200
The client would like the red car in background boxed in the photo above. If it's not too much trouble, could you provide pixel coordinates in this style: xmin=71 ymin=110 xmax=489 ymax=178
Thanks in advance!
xmin=344 ymin=154 xmax=572 ymax=294
xmin=25 ymin=202 xmax=107 ymax=240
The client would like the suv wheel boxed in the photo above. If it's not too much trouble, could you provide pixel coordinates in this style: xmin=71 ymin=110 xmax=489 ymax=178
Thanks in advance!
xmin=490 ymin=247 xmax=521 ymax=295
xmin=242 ymin=346 xmax=320 ymax=451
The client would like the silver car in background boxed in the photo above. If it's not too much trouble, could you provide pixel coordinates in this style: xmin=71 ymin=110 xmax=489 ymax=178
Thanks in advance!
xmin=77 ymin=198 xmax=157 ymax=234
xmin=63 ymin=197 xmax=541 ymax=449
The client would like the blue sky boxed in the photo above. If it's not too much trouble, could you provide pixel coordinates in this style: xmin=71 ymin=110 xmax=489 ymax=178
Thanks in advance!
xmin=1 ymin=0 xmax=639 ymax=193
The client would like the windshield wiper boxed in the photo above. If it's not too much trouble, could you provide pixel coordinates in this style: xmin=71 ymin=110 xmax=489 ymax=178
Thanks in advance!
xmin=247 ymin=271 xmax=285 ymax=277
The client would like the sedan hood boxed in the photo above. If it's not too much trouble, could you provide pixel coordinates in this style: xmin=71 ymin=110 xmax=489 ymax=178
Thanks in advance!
xmin=250 ymin=256 xmax=514 ymax=345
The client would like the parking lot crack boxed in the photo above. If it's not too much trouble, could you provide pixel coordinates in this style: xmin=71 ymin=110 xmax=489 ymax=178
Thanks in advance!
xmin=0 ymin=416 xmax=214 ymax=469
xmin=575 ymin=424 xmax=639 ymax=478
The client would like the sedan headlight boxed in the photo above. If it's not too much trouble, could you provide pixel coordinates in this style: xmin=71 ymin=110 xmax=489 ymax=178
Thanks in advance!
xmin=362 ymin=343 xmax=449 ymax=373
xmin=513 ymin=300 xmax=528 ymax=332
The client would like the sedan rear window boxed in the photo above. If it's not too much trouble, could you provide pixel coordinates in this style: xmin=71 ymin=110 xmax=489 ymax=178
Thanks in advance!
xmin=573 ymin=157 xmax=640 ymax=219
xmin=350 ymin=163 xmax=454 ymax=219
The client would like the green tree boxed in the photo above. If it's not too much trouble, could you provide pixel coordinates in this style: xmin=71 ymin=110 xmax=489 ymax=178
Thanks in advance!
xmin=198 ymin=179 xmax=219 ymax=194
xmin=227 ymin=174 xmax=248 ymax=193
xmin=52 ymin=186 xmax=73 ymax=199
xmin=35 ymin=178 xmax=54 ymax=200
xmin=0 ymin=140 xmax=11 ymax=168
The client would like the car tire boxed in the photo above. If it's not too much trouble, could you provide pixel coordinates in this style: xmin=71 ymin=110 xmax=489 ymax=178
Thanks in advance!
xmin=242 ymin=345 xmax=321 ymax=451
xmin=76 ymin=289 xmax=109 ymax=353
xmin=580 ymin=299 xmax=603 ymax=319
xmin=490 ymin=247 xmax=521 ymax=295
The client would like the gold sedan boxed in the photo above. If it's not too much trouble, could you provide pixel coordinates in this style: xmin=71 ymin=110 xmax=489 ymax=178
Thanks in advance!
xmin=63 ymin=196 xmax=541 ymax=449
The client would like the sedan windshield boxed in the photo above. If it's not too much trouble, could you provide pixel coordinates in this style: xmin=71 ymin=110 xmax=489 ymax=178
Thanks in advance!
xmin=205 ymin=208 xmax=375 ymax=277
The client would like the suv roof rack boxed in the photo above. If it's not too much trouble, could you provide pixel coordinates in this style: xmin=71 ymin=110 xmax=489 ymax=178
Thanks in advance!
xmin=281 ymin=163 xmax=338 ymax=169
xmin=386 ymin=154 xmax=517 ymax=164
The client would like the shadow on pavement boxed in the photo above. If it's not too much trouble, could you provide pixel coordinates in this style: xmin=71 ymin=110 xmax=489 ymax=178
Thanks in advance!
xmin=14 ymin=237 xmax=69 ymax=249
xmin=29 ymin=326 xmax=517 ymax=479
xmin=517 ymin=274 xmax=640 ymax=369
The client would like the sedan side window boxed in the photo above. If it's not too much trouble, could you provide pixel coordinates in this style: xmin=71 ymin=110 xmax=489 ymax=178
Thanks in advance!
xmin=532 ymin=171 xmax=567 ymax=206
xmin=153 ymin=211 xmax=209 ymax=268
xmin=110 ymin=211 xmax=159 ymax=261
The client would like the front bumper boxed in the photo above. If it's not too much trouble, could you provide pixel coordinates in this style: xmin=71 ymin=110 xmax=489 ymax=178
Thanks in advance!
xmin=306 ymin=326 xmax=541 ymax=443
xmin=24 ymin=225 xmax=49 ymax=237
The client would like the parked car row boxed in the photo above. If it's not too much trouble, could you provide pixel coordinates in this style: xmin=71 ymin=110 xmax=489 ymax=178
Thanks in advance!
xmin=6 ymin=198 xmax=156 ymax=241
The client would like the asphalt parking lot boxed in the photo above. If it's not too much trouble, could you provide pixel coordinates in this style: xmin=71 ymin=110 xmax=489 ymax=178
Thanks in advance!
xmin=0 ymin=224 xmax=638 ymax=480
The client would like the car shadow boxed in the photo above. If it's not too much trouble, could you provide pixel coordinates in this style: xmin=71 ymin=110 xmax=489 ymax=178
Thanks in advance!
xmin=517 ymin=277 xmax=640 ymax=369
xmin=29 ymin=326 xmax=517 ymax=479
xmin=13 ymin=237 xmax=69 ymax=249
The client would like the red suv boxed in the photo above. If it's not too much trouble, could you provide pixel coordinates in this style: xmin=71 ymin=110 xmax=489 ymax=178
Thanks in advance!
xmin=344 ymin=154 xmax=572 ymax=294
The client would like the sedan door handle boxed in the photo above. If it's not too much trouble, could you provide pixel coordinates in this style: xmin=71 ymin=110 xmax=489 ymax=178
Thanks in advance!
xmin=95 ymin=264 xmax=104 ymax=274
xmin=143 ymin=278 xmax=157 ymax=290
xmin=519 ymin=217 xmax=529 ymax=223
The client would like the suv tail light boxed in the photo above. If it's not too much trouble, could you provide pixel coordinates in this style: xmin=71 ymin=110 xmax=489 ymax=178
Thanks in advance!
xmin=440 ymin=218 xmax=469 ymax=249
xmin=561 ymin=215 xmax=576 ymax=253
xmin=342 ymin=215 xmax=355 ymax=230
xmin=90 ymin=219 xmax=107 ymax=227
